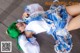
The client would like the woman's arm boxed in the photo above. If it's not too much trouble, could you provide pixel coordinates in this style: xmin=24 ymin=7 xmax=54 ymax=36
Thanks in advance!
xmin=25 ymin=31 xmax=34 ymax=38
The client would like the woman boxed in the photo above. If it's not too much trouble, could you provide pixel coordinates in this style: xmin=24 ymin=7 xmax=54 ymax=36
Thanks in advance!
xmin=20 ymin=3 xmax=80 ymax=53
xmin=7 ymin=3 xmax=80 ymax=53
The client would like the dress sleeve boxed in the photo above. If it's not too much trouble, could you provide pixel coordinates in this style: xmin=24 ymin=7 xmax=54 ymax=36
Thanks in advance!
xmin=18 ymin=35 xmax=40 ymax=53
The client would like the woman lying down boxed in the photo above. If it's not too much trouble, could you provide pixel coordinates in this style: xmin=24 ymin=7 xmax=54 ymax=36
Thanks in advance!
xmin=7 ymin=3 xmax=80 ymax=53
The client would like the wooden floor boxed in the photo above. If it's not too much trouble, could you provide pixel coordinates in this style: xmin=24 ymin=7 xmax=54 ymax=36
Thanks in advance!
xmin=0 ymin=0 xmax=80 ymax=53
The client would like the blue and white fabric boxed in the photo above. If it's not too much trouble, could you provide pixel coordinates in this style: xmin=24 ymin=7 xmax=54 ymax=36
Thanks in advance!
xmin=22 ymin=4 xmax=73 ymax=53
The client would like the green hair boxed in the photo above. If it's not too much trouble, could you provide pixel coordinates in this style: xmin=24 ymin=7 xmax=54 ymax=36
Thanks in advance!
xmin=6 ymin=22 xmax=22 ymax=50
xmin=7 ymin=22 xmax=21 ymax=38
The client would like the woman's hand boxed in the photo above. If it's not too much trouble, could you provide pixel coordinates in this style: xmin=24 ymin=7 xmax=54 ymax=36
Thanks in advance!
xmin=25 ymin=31 xmax=33 ymax=38
xmin=22 ymin=12 xmax=29 ymax=18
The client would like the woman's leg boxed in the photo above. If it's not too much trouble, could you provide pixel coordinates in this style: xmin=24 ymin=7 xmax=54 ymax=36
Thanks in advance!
xmin=66 ymin=4 xmax=80 ymax=16
xmin=67 ymin=15 xmax=80 ymax=31
xmin=65 ymin=4 xmax=80 ymax=31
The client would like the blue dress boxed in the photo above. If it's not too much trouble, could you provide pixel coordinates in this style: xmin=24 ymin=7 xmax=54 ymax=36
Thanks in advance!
xmin=23 ymin=5 xmax=73 ymax=53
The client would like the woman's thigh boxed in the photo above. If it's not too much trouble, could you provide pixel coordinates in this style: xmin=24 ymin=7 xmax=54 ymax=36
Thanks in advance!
xmin=66 ymin=4 xmax=80 ymax=16
xmin=67 ymin=15 xmax=80 ymax=31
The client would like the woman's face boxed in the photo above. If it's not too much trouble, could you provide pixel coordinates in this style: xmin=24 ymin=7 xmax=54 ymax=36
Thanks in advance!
xmin=16 ymin=22 xmax=26 ymax=33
